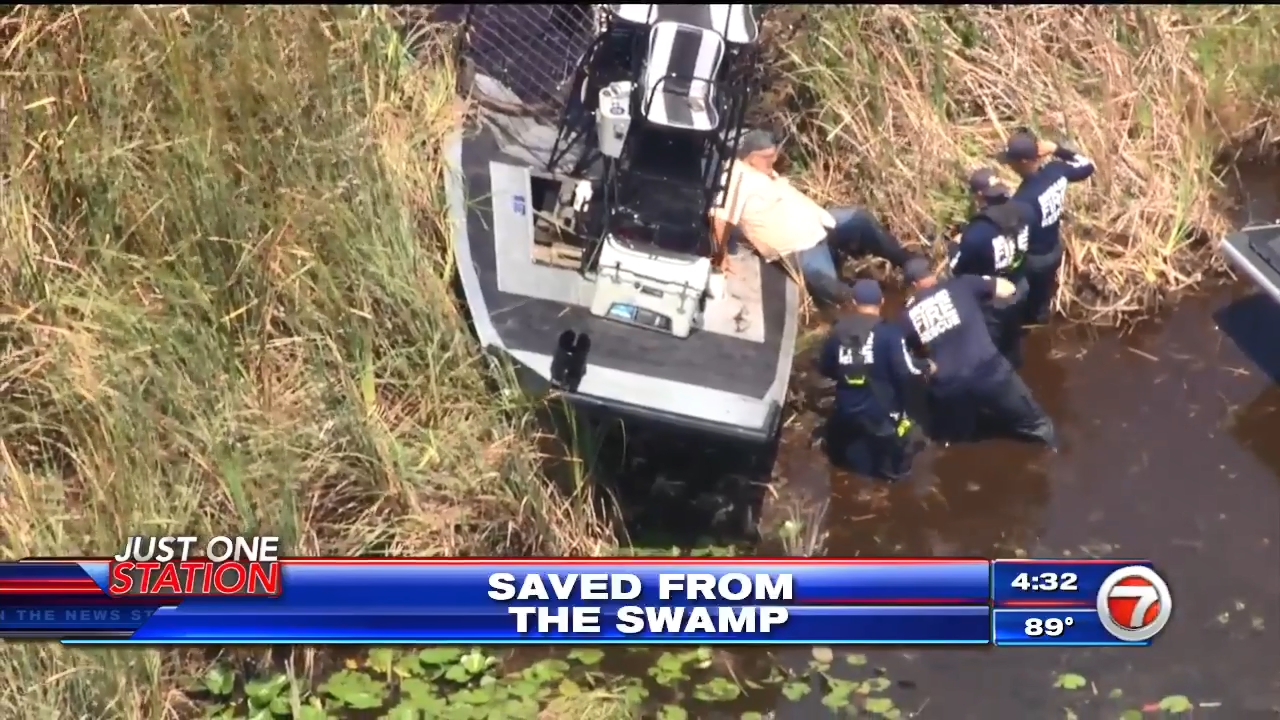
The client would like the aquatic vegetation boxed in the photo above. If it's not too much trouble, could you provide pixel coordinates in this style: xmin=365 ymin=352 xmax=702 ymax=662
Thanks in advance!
xmin=194 ymin=646 xmax=908 ymax=719
xmin=1051 ymin=672 xmax=1206 ymax=717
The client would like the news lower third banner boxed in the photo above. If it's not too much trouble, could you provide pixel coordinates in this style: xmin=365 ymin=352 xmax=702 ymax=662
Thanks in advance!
xmin=0 ymin=559 xmax=994 ymax=644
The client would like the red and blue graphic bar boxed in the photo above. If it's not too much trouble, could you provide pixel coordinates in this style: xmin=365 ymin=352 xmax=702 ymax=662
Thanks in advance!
xmin=0 ymin=558 xmax=1159 ymax=645
xmin=0 ymin=558 xmax=991 ymax=644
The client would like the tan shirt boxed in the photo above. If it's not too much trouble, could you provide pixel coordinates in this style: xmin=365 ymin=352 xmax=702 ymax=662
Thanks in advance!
xmin=711 ymin=163 xmax=833 ymax=258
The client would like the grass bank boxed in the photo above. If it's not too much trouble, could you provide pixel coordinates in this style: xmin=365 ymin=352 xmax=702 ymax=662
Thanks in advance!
xmin=0 ymin=5 xmax=615 ymax=717
xmin=772 ymin=5 xmax=1280 ymax=324
xmin=3 ymin=3 xmax=1277 ymax=718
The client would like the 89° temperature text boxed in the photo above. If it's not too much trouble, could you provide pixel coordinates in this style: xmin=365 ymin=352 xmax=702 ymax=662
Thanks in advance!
xmin=1025 ymin=616 xmax=1073 ymax=636
xmin=993 ymin=609 xmax=1138 ymax=647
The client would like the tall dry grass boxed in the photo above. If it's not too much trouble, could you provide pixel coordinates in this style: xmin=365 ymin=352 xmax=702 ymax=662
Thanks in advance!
xmin=0 ymin=5 xmax=612 ymax=718
xmin=770 ymin=5 xmax=1280 ymax=324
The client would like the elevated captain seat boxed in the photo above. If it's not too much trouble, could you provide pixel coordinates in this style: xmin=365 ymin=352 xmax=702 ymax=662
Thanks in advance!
xmin=609 ymin=5 xmax=758 ymax=45
xmin=579 ymin=5 xmax=766 ymax=337
xmin=640 ymin=21 xmax=726 ymax=131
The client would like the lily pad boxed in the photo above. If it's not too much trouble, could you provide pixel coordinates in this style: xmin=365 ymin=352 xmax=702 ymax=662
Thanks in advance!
xmin=320 ymin=670 xmax=387 ymax=709
xmin=557 ymin=679 xmax=582 ymax=697
xmin=267 ymin=695 xmax=289 ymax=715
xmin=203 ymin=665 xmax=235 ymax=696
xmin=399 ymin=678 xmax=441 ymax=705
xmin=811 ymin=646 xmax=835 ymax=664
xmin=383 ymin=704 xmax=419 ymax=720
xmin=782 ymin=681 xmax=812 ymax=701
xmin=244 ymin=674 xmax=289 ymax=705
xmin=459 ymin=650 xmax=496 ymax=676
xmin=567 ymin=648 xmax=605 ymax=665
xmin=693 ymin=677 xmax=741 ymax=702
xmin=1158 ymin=695 xmax=1194 ymax=713
xmin=395 ymin=654 xmax=426 ymax=678
xmin=442 ymin=705 xmax=479 ymax=720
xmin=742 ymin=713 xmax=764 ymax=720
xmin=649 ymin=652 xmax=692 ymax=687
xmin=507 ymin=678 xmax=542 ymax=699
xmin=1119 ymin=711 xmax=1143 ymax=720
xmin=658 ymin=705 xmax=689 ymax=720
xmin=451 ymin=686 xmax=503 ymax=706
xmin=522 ymin=659 xmax=571 ymax=684
xmin=865 ymin=697 xmax=897 ymax=715
xmin=295 ymin=703 xmax=330 ymax=720
xmin=418 ymin=648 xmax=464 ymax=666
xmin=845 ymin=653 xmax=868 ymax=666
xmin=864 ymin=677 xmax=891 ymax=693
xmin=499 ymin=697 xmax=540 ymax=718
xmin=1054 ymin=672 xmax=1088 ymax=690
xmin=444 ymin=664 xmax=474 ymax=683
xmin=620 ymin=679 xmax=649 ymax=706
xmin=367 ymin=648 xmax=397 ymax=674
xmin=821 ymin=677 xmax=858 ymax=709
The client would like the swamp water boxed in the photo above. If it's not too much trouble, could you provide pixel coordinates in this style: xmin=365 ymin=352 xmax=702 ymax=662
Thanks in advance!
xmin=572 ymin=171 xmax=1280 ymax=718
xmin=762 ymin=285 xmax=1280 ymax=718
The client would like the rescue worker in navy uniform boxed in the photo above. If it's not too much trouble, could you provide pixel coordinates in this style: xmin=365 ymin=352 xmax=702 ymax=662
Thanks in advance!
xmin=899 ymin=258 xmax=1058 ymax=449
xmin=950 ymin=168 xmax=1034 ymax=368
xmin=999 ymin=129 xmax=1096 ymax=325
xmin=819 ymin=279 xmax=932 ymax=480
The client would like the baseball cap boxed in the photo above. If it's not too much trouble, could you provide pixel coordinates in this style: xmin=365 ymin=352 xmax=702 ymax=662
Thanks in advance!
xmin=997 ymin=129 xmax=1047 ymax=163
xmin=967 ymin=167 xmax=1011 ymax=200
xmin=851 ymin=279 xmax=883 ymax=306
xmin=902 ymin=256 xmax=933 ymax=284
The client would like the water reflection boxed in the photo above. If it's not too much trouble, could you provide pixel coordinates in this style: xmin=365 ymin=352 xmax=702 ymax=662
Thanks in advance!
xmin=1231 ymin=385 xmax=1280 ymax=482
xmin=773 ymin=287 xmax=1280 ymax=716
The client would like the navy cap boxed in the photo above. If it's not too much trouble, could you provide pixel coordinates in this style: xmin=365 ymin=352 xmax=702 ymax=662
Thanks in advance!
xmin=851 ymin=279 xmax=883 ymax=306
xmin=967 ymin=167 xmax=1011 ymax=199
xmin=997 ymin=130 xmax=1045 ymax=163
xmin=902 ymin=257 xmax=933 ymax=284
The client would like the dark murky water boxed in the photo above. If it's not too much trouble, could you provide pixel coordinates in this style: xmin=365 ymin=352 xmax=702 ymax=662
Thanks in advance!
xmin=768 ymin=287 xmax=1280 ymax=717
xmin=756 ymin=170 xmax=1280 ymax=716
xmin=566 ymin=176 xmax=1280 ymax=715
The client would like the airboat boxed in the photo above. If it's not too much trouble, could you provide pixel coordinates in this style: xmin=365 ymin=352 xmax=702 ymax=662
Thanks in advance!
xmin=445 ymin=4 xmax=798 ymax=449
xmin=1221 ymin=223 xmax=1280 ymax=305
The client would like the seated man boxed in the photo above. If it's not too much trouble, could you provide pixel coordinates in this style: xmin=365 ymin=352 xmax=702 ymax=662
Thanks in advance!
xmin=709 ymin=129 xmax=915 ymax=305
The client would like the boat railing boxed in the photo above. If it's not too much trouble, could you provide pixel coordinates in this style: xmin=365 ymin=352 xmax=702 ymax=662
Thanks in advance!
xmin=456 ymin=4 xmax=601 ymax=118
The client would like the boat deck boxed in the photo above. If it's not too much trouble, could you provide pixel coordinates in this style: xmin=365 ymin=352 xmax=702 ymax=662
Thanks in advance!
xmin=454 ymin=120 xmax=793 ymax=401
xmin=1222 ymin=224 xmax=1280 ymax=305
xmin=444 ymin=5 xmax=797 ymax=441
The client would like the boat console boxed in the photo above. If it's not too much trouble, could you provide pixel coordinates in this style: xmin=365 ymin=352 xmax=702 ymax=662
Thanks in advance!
xmin=542 ymin=4 xmax=761 ymax=337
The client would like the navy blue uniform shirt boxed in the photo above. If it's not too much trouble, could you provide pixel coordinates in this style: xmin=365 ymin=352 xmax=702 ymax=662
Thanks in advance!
xmin=820 ymin=319 xmax=928 ymax=417
xmin=1012 ymin=148 xmax=1095 ymax=255
xmin=901 ymin=275 xmax=1005 ymax=391
xmin=951 ymin=200 xmax=1032 ymax=279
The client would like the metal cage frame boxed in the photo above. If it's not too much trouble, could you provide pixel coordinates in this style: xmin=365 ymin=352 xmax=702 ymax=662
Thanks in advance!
xmin=452 ymin=5 xmax=767 ymax=269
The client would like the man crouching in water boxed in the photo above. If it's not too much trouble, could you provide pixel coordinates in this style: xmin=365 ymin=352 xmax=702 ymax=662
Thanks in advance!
xmin=819 ymin=279 xmax=932 ymax=480
xmin=900 ymin=258 xmax=1058 ymax=450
